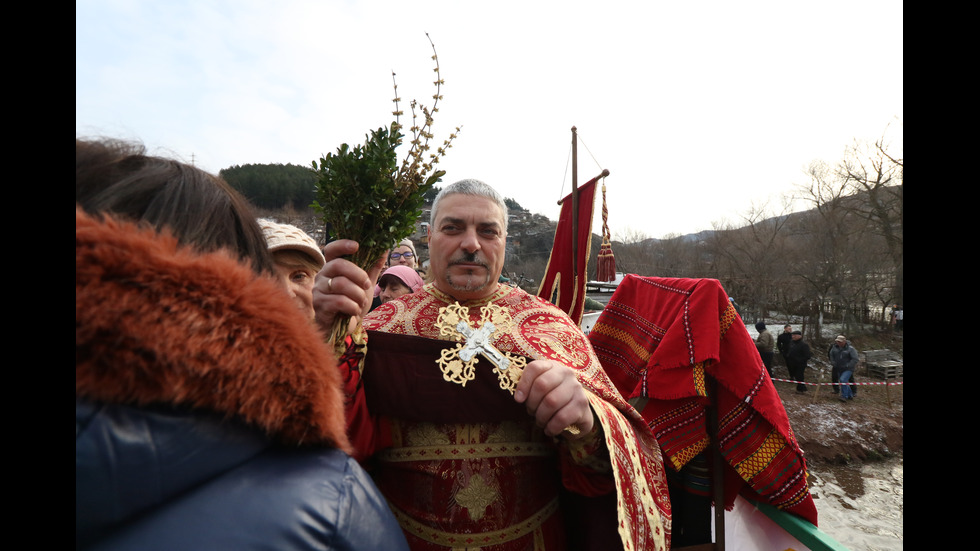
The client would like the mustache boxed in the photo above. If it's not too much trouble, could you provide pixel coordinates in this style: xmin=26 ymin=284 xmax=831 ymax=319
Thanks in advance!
xmin=448 ymin=252 xmax=489 ymax=269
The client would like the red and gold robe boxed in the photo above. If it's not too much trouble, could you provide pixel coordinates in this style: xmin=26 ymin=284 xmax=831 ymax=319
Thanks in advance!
xmin=350 ymin=283 xmax=671 ymax=551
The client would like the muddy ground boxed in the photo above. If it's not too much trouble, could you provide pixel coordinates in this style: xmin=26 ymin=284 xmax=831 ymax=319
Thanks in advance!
xmin=770 ymin=354 xmax=903 ymax=466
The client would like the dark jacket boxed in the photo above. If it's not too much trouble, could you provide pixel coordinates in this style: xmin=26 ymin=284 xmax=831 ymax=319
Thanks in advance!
xmin=76 ymin=209 xmax=409 ymax=551
xmin=786 ymin=339 xmax=812 ymax=367
xmin=776 ymin=331 xmax=794 ymax=357
xmin=829 ymin=342 xmax=860 ymax=372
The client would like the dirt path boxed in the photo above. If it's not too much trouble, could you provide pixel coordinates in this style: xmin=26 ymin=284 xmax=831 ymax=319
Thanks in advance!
xmin=772 ymin=367 xmax=903 ymax=465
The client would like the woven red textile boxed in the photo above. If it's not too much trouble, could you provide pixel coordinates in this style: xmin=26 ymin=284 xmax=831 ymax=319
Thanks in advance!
xmin=588 ymin=275 xmax=818 ymax=526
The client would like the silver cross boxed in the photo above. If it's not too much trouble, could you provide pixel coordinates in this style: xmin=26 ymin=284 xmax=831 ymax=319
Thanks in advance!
xmin=456 ymin=320 xmax=510 ymax=371
xmin=435 ymin=301 xmax=525 ymax=394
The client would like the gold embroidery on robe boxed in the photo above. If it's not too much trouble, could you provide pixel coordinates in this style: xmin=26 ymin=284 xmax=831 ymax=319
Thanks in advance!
xmin=454 ymin=473 xmax=499 ymax=521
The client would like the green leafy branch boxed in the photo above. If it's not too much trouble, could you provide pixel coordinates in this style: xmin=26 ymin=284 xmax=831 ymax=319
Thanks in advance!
xmin=311 ymin=34 xmax=460 ymax=345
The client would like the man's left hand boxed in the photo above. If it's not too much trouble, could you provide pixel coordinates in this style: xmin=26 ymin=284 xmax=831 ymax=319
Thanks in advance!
xmin=514 ymin=359 xmax=594 ymax=439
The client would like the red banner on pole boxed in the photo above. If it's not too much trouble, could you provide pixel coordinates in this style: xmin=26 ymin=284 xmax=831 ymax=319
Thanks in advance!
xmin=536 ymin=176 xmax=599 ymax=325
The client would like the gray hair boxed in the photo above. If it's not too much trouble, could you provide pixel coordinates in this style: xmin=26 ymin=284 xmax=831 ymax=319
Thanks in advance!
xmin=430 ymin=179 xmax=508 ymax=232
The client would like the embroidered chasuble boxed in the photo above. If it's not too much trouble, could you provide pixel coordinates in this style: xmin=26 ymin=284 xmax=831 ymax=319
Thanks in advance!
xmin=356 ymin=283 xmax=670 ymax=551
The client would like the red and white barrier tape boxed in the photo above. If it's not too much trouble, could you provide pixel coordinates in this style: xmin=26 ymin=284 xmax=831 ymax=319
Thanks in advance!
xmin=770 ymin=377 xmax=903 ymax=386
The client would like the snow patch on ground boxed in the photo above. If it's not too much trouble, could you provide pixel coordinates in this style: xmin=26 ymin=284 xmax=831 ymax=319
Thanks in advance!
xmin=795 ymin=401 xmax=860 ymax=436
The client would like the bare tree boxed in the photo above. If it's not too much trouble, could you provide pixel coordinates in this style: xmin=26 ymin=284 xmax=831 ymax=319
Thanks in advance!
xmin=792 ymin=151 xmax=904 ymax=338
xmin=649 ymin=233 xmax=710 ymax=278
xmin=792 ymin=161 xmax=854 ymax=338
xmin=703 ymin=199 xmax=795 ymax=321
xmin=612 ymin=227 xmax=655 ymax=275
xmin=836 ymin=130 xmax=903 ymax=306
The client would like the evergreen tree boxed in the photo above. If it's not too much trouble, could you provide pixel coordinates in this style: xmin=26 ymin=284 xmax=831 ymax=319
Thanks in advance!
xmin=220 ymin=163 xmax=316 ymax=210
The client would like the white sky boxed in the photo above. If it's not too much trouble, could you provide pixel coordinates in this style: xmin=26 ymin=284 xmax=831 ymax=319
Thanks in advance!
xmin=76 ymin=0 xmax=903 ymax=240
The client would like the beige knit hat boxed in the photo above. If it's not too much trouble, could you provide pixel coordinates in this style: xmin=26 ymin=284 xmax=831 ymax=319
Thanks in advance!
xmin=395 ymin=238 xmax=416 ymax=256
xmin=258 ymin=219 xmax=325 ymax=269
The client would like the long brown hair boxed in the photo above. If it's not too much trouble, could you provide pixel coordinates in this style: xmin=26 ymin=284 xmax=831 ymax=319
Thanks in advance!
xmin=76 ymin=138 xmax=275 ymax=275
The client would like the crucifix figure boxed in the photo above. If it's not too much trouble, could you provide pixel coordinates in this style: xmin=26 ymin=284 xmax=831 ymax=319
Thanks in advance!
xmin=456 ymin=320 xmax=509 ymax=372
xmin=435 ymin=302 xmax=525 ymax=393
xmin=434 ymin=301 xmax=581 ymax=435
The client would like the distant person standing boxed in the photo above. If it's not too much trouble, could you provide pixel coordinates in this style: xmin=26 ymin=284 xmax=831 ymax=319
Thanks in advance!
xmin=755 ymin=322 xmax=775 ymax=378
xmin=786 ymin=330 xmax=812 ymax=393
xmin=894 ymin=306 xmax=903 ymax=332
xmin=826 ymin=337 xmax=859 ymax=397
xmin=729 ymin=296 xmax=742 ymax=318
xmin=777 ymin=324 xmax=794 ymax=367
xmin=829 ymin=335 xmax=860 ymax=402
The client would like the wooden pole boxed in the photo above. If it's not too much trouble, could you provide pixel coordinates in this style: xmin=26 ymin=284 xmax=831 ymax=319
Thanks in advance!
xmin=708 ymin=375 xmax=726 ymax=550
xmin=571 ymin=126 xmax=579 ymax=280
xmin=811 ymin=371 xmax=823 ymax=404
xmin=557 ymin=168 xmax=610 ymax=206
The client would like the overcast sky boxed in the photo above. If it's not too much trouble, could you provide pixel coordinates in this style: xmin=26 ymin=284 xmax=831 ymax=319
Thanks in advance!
xmin=76 ymin=0 xmax=903 ymax=240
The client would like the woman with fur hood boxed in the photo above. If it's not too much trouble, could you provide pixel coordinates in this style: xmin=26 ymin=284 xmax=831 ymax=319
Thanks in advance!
xmin=75 ymin=138 xmax=408 ymax=551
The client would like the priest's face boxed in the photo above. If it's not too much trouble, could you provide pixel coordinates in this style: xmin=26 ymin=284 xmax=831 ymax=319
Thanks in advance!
xmin=428 ymin=194 xmax=506 ymax=301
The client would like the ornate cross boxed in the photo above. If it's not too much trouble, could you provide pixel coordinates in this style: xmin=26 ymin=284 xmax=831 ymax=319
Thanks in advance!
xmin=457 ymin=320 xmax=508 ymax=370
xmin=435 ymin=302 xmax=526 ymax=393
xmin=434 ymin=301 xmax=582 ymax=436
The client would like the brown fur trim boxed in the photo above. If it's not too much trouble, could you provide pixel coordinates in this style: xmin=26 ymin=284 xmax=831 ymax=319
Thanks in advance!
xmin=76 ymin=208 xmax=350 ymax=452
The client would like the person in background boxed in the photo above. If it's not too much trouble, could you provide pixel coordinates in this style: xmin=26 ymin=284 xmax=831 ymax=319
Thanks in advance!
xmin=377 ymin=265 xmax=424 ymax=304
xmin=785 ymin=330 xmax=812 ymax=393
xmin=75 ymin=137 xmax=408 ymax=551
xmin=829 ymin=335 xmax=860 ymax=402
xmin=258 ymin=219 xmax=326 ymax=323
xmin=777 ymin=324 xmax=794 ymax=367
xmin=754 ymin=322 xmax=775 ymax=378
xmin=369 ymin=238 xmax=421 ymax=312
xmin=728 ymin=296 xmax=742 ymax=318
xmin=389 ymin=238 xmax=418 ymax=269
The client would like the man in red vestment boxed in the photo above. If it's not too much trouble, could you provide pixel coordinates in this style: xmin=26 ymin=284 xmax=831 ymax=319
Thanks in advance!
xmin=314 ymin=179 xmax=670 ymax=550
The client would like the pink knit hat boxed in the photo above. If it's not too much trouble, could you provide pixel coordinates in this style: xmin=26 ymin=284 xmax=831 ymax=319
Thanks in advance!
xmin=378 ymin=265 xmax=424 ymax=293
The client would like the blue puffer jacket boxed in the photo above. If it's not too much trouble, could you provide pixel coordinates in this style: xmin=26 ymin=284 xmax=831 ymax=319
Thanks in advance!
xmin=75 ymin=210 xmax=408 ymax=551
xmin=76 ymin=400 xmax=407 ymax=550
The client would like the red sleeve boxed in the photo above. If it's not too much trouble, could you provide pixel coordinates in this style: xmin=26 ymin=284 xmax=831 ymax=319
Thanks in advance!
xmin=337 ymin=332 xmax=390 ymax=463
